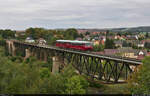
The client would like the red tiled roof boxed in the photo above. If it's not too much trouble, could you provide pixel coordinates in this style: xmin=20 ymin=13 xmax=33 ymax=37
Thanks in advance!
xmin=104 ymin=49 xmax=119 ymax=55
xmin=137 ymin=55 xmax=145 ymax=60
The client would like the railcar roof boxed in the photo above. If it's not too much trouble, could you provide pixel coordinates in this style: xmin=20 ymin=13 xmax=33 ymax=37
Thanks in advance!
xmin=56 ymin=40 xmax=92 ymax=44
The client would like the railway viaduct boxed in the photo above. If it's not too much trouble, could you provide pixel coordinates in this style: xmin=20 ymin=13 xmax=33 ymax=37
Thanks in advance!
xmin=5 ymin=39 xmax=142 ymax=83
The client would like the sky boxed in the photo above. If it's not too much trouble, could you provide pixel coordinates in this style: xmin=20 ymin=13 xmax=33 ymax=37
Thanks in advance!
xmin=0 ymin=0 xmax=150 ymax=30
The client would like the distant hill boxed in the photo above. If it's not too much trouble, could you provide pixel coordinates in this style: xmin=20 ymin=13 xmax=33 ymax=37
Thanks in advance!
xmin=110 ymin=26 xmax=150 ymax=32
xmin=78 ymin=26 xmax=150 ymax=33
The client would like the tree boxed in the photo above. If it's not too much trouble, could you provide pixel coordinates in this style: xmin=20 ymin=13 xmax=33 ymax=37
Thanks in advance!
xmin=0 ymin=29 xmax=15 ymax=39
xmin=0 ymin=36 xmax=6 ymax=46
xmin=79 ymin=34 xmax=84 ymax=38
xmin=25 ymin=27 xmax=47 ymax=39
xmin=64 ymin=28 xmax=79 ymax=40
xmin=0 ymin=46 xmax=89 ymax=94
xmin=64 ymin=75 xmax=89 ymax=94
xmin=117 ymin=33 xmax=121 ymax=36
xmin=108 ymin=32 xmax=115 ymax=36
xmin=128 ymin=56 xmax=150 ymax=94
xmin=106 ymin=30 xmax=109 ymax=37
xmin=145 ymin=32 xmax=149 ymax=38
xmin=85 ymin=31 xmax=90 ymax=35
xmin=105 ymin=38 xmax=115 ymax=49
xmin=144 ymin=42 xmax=150 ymax=49
xmin=122 ymin=41 xmax=130 ymax=47
xmin=93 ymin=44 xmax=104 ymax=51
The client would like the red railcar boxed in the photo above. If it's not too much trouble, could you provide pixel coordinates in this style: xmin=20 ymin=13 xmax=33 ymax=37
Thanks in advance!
xmin=56 ymin=40 xmax=93 ymax=51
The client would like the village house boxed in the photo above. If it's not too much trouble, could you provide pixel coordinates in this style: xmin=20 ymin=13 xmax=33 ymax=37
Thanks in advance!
xmin=37 ymin=38 xmax=47 ymax=45
xmin=136 ymin=50 xmax=148 ymax=60
xmin=91 ymin=31 xmax=101 ymax=35
xmin=126 ymin=40 xmax=145 ymax=48
xmin=103 ymin=49 xmax=119 ymax=56
xmin=84 ymin=35 xmax=91 ymax=41
xmin=92 ymin=47 xmax=147 ymax=60
xmin=118 ymin=47 xmax=137 ymax=58
xmin=76 ymin=37 xmax=83 ymax=41
xmin=114 ymin=40 xmax=123 ymax=48
xmin=118 ymin=47 xmax=147 ymax=59
xmin=114 ymin=35 xmax=125 ymax=40
xmin=137 ymin=41 xmax=145 ymax=48
xmin=93 ymin=40 xmax=100 ymax=45
xmin=91 ymin=49 xmax=119 ymax=56
xmin=25 ymin=37 xmax=35 ymax=43
xmin=121 ymin=35 xmax=127 ymax=40
xmin=126 ymin=35 xmax=138 ymax=40
xmin=92 ymin=36 xmax=105 ymax=45
xmin=107 ymin=36 xmax=115 ymax=40
xmin=143 ymin=39 xmax=150 ymax=44
xmin=99 ymin=36 xmax=106 ymax=42
xmin=77 ymin=29 xmax=88 ymax=34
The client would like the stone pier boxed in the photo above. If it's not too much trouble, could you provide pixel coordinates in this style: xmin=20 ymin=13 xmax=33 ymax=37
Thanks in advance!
xmin=52 ymin=56 xmax=65 ymax=74
xmin=24 ymin=49 xmax=31 ymax=60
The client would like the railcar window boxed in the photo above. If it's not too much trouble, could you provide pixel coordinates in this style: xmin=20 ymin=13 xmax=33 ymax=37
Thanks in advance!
xmin=72 ymin=43 xmax=83 ymax=45
xmin=85 ymin=43 xmax=93 ymax=46
xmin=78 ymin=43 xmax=84 ymax=45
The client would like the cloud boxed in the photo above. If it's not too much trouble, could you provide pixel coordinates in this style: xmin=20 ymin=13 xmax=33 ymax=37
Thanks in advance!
xmin=0 ymin=0 xmax=150 ymax=30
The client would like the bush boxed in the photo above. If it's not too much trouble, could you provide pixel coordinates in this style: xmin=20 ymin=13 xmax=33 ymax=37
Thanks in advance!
xmin=128 ymin=56 xmax=150 ymax=94
xmin=88 ymin=80 xmax=103 ymax=88
xmin=0 ymin=39 xmax=6 ymax=46
xmin=93 ymin=44 xmax=104 ymax=52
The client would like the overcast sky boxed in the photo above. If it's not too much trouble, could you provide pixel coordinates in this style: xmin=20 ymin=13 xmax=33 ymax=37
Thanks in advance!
xmin=0 ymin=0 xmax=150 ymax=30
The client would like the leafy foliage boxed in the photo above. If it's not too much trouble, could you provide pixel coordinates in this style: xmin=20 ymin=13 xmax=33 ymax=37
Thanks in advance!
xmin=64 ymin=28 xmax=79 ymax=40
xmin=105 ymin=38 xmax=115 ymax=49
xmin=64 ymin=75 xmax=88 ymax=94
xmin=93 ymin=44 xmax=104 ymax=52
xmin=85 ymin=31 xmax=90 ymax=35
xmin=122 ymin=41 xmax=130 ymax=47
xmin=0 ymin=47 xmax=89 ymax=94
xmin=144 ymin=42 xmax=150 ymax=49
xmin=0 ymin=36 xmax=6 ymax=46
xmin=25 ymin=28 xmax=79 ymax=45
xmin=0 ymin=29 xmax=16 ymax=39
xmin=128 ymin=56 xmax=150 ymax=94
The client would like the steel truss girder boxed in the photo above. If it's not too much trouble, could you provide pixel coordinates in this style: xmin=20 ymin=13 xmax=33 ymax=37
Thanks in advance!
xmin=6 ymin=41 xmax=140 ymax=83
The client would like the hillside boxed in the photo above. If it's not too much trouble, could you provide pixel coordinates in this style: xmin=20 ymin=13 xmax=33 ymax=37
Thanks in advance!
xmin=78 ymin=26 xmax=150 ymax=33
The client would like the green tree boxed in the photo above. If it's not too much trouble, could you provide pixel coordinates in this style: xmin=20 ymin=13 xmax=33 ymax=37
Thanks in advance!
xmin=145 ymin=32 xmax=149 ymax=38
xmin=0 ymin=36 xmax=6 ymax=46
xmin=0 ymin=48 xmax=89 ymax=94
xmin=128 ymin=56 xmax=150 ymax=94
xmin=122 ymin=41 xmax=129 ymax=47
xmin=64 ymin=75 xmax=89 ymax=94
xmin=132 ymin=44 xmax=138 ymax=49
xmin=25 ymin=27 xmax=47 ymax=39
xmin=105 ymin=38 xmax=115 ymax=49
xmin=85 ymin=31 xmax=90 ymax=35
xmin=144 ymin=42 xmax=150 ymax=49
xmin=79 ymin=34 xmax=84 ymax=38
xmin=93 ymin=44 xmax=104 ymax=51
xmin=0 ymin=29 xmax=15 ymax=39
xmin=64 ymin=28 xmax=79 ymax=40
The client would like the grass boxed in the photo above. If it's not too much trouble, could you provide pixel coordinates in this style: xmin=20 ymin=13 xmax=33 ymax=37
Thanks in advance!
xmin=87 ymin=83 xmax=130 ymax=94
xmin=102 ymin=83 xmax=130 ymax=94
